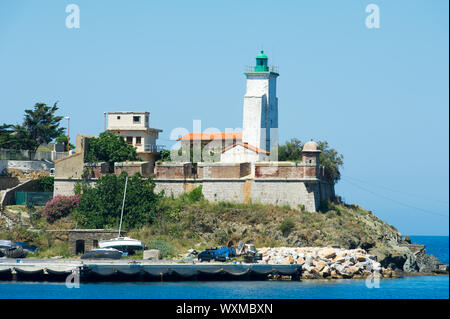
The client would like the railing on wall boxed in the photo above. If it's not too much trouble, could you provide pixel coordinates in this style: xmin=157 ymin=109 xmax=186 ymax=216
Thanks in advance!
xmin=143 ymin=145 xmax=166 ymax=152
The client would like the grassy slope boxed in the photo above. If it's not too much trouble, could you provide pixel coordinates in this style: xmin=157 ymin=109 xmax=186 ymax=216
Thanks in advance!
xmin=1 ymin=199 xmax=404 ymax=259
xmin=128 ymin=198 xmax=403 ymax=257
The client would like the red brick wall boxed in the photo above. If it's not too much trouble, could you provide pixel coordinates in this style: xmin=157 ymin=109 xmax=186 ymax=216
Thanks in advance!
xmin=156 ymin=164 xmax=189 ymax=179
xmin=255 ymin=165 xmax=305 ymax=179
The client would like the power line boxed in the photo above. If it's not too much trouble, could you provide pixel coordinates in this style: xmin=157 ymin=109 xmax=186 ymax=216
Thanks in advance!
xmin=341 ymin=178 xmax=449 ymax=218
xmin=344 ymin=175 xmax=449 ymax=205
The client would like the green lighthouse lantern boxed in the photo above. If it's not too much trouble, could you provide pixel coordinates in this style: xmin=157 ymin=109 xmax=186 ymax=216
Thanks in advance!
xmin=255 ymin=50 xmax=269 ymax=72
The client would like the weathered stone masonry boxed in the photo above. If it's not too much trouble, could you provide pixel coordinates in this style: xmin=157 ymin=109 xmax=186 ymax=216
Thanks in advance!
xmin=54 ymin=160 xmax=334 ymax=212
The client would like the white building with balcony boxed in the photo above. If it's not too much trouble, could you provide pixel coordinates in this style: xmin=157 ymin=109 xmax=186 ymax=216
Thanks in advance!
xmin=106 ymin=111 xmax=163 ymax=162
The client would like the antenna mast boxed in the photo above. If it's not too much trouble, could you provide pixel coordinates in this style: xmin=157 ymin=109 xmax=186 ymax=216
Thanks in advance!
xmin=118 ymin=175 xmax=128 ymax=238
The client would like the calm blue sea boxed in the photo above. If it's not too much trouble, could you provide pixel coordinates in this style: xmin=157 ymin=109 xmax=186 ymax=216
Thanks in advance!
xmin=0 ymin=236 xmax=448 ymax=299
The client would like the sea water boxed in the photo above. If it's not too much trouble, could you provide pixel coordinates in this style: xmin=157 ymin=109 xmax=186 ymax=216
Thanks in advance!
xmin=0 ymin=236 xmax=448 ymax=299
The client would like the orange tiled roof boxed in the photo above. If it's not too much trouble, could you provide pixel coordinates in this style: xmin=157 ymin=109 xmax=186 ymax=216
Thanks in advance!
xmin=221 ymin=142 xmax=270 ymax=155
xmin=177 ymin=132 xmax=242 ymax=141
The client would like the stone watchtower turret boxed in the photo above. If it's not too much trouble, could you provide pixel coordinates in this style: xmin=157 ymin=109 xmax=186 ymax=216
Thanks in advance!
xmin=302 ymin=141 xmax=321 ymax=166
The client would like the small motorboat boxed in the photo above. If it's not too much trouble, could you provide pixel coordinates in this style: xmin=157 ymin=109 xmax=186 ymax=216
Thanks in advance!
xmin=81 ymin=248 xmax=123 ymax=260
xmin=99 ymin=237 xmax=145 ymax=253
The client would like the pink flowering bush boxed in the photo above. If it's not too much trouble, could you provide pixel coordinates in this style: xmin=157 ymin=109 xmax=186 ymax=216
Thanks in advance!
xmin=42 ymin=194 xmax=81 ymax=223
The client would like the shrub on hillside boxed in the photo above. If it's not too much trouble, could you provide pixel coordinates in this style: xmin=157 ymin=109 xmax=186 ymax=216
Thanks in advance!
xmin=42 ymin=194 xmax=81 ymax=223
xmin=279 ymin=217 xmax=296 ymax=236
xmin=146 ymin=239 xmax=175 ymax=258
xmin=178 ymin=186 xmax=203 ymax=203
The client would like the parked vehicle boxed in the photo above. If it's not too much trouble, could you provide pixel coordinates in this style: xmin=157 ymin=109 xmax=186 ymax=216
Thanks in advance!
xmin=198 ymin=246 xmax=236 ymax=262
xmin=197 ymin=248 xmax=218 ymax=262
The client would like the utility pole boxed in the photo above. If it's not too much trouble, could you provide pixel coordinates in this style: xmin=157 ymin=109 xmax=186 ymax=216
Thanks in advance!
xmin=64 ymin=116 xmax=70 ymax=152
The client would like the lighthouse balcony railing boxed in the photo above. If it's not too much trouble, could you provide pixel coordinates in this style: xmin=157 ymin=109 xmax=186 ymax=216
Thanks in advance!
xmin=244 ymin=65 xmax=279 ymax=73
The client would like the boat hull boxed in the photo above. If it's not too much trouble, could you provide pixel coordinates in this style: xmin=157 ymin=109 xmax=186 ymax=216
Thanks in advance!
xmin=99 ymin=238 xmax=144 ymax=253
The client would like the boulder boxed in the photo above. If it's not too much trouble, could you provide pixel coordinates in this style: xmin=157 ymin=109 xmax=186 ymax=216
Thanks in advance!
xmin=403 ymin=253 xmax=419 ymax=272
xmin=382 ymin=268 xmax=393 ymax=278
xmin=345 ymin=266 xmax=360 ymax=276
xmin=305 ymin=255 xmax=313 ymax=267
xmin=356 ymin=254 xmax=366 ymax=262
xmin=315 ymin=260 xmax=327 ymax=272
xmin=333 ymin=256 xmax=346 ymax=264
xmin=319 ymin=248 xmax=336 ymax=259
xmin=320 ymin=266 xmax=331 ymax=277
xmin=416 ymin=250 xmax=446 ymax=273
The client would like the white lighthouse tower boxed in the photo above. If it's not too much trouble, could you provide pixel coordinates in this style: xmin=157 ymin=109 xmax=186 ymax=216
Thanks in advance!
xmin=242 ymin=50 xmax=279 ymax=153
xmin=221 ymin=51 xmax=279 ymax=163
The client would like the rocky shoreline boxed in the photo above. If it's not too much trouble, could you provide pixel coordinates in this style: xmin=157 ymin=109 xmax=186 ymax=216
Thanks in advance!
xmin=257 ymin=246 xmax=449 ymax=279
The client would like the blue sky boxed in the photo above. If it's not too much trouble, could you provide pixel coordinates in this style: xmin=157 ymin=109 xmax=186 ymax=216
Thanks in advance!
xmin=0 ymin=1 xmax=448 ymax=235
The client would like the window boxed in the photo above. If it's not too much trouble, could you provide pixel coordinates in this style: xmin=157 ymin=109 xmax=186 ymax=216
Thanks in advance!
xmin=135 ymin=136 xmax=141 ymax=145
xmin=126 ymin=136 xmax=133 ymax=144
xmin=117 ymin=116 xmax=121 ymax=120
xmin=133 ymin=116 xmax=141 ymax=123
xmin=93 ymin=240 xmax=98 ymax=248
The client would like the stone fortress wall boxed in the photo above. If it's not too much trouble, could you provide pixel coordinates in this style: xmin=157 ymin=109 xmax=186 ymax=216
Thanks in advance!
xmin=54 ymin=158 xmax=335 ymax=213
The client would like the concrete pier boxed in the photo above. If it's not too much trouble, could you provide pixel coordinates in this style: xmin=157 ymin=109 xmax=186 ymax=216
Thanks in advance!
xmin=0 ymin=259 xmax=302 ymax=281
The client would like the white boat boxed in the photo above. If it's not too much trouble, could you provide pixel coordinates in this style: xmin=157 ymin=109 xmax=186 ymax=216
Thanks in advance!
xmin=98 ymin=176 xmax=145 ymax=254
xmin=99 ymin=237 xmax=144 ymax=252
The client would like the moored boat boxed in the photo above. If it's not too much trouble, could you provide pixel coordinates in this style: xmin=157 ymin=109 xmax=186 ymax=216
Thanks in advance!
xmin=97 ymin=176 xmax=145 ymax=254
xmin=81 ymin=248 xmax=123 ymax=260
xmin=99 ymin=237 xmax=145 ymax=253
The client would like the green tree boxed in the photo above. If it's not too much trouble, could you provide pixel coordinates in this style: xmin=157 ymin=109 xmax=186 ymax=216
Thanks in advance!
xmin=278 ymin=138 xmax=303 ymax=161
xmin=74 ymin=173 xmax=161 ymax=229
xmin=0 ymin=124 xmax=34 ymax=150
xmin=84 ymin=131 xmax=139 ymax=164
xmin=317 ymin=141 xmax=344 ymax=184
xmin=158 ymin=149 xmax=171 ymax=162
xmin=23 ymin=102 xmax=65 ymax=152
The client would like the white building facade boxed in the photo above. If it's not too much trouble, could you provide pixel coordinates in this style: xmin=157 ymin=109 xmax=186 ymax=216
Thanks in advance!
xmin=107 ymin=111 xmax=162 ymax=162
